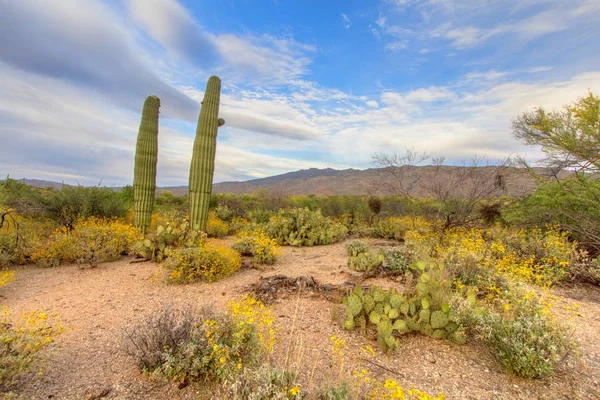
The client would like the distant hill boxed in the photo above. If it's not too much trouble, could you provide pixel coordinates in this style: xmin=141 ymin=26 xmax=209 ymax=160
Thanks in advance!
xmin=9 ymin=178 xmax=72 ymax=190
xmin=162 ymin=166 xmax=568 ymax=197
xmin=10 ymin=166 xmax=570 ymax=198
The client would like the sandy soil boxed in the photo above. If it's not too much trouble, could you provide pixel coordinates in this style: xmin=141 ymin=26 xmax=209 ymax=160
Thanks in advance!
xmin=1 ymin=238 xmax=599 ymax=399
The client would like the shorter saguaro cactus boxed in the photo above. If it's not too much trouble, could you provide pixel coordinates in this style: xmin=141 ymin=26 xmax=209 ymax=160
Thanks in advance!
xmin=133 ymin=95 xmax=160 ymax=233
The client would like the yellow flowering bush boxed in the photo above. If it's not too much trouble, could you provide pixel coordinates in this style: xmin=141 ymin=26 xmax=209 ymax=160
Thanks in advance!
xmin=31 ymin=217 xmax=141 ymax=267
xmin=228 ymin=296 xmax=276 ymax=357
xmin=232 ymin=228 xmax=282 ymax=265
xmin=126 ymin=299 xmax=276 ymax=387
xmin=165 ymin=243 xmax=242 ymax=283
xmin=374 ymin=216 xmax=432 ymax=242
xmin=0 ymin=307 xmax=63 ymax=385
xmin=0 ymin=270 xmax=16 ymax=288
xmin=414 ymin=226 xmax=578 ymax=288
xmin=206 ymin=212 xmax=230 ymax=238
xmin=324 ymin=336 xmax=445 ymax=399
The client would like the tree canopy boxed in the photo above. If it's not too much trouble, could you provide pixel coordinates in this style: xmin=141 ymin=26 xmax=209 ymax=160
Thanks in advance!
xmin=512 ymin=91 xmax=600 ymax=173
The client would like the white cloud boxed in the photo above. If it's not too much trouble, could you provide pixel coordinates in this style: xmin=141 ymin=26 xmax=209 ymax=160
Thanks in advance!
xmin=385 ymin=41 xmax=408 ymax=52
xmin=213 ymin=34 xmax=314 ymax=85
xmin=342 ymin=13 xmax=352 ymax=29
xmin=464 ymin=70 xmax=508 ymax=81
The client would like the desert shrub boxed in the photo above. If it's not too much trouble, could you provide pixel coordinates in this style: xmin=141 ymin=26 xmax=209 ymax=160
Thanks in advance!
xmin=38 ymin=185 xmax=128 ymax=229
xmin=465 ymin=288 xmax=576 ymax=378
xmin=124 ymin=298 xmax=274 ymax=384
xmin=265 ymin=208 xmax=348 ymax=247
xmin=0 ymin=178 xmax=45 ymax=217
xmin=426 ymin=226 xmax=579 ymax=287
xmin=232 ymin=229 xmax=281 ymax=265
xmin=381 ymin=246 xmax=415 ymax=273
xmin=319 ymin=382 xmax=351 ymax=400
xmin=248 ymin=209 xmax=276 ymax=225
xmin=133 ymin=219 xmax=206 ymax=262
xmin=373 ymin=216 xmax=431 ymax=241
xmin=227 ymin=365 xmax=303 ymax=400
xmin=165 ymin=243 xmax=241 ymax=283
xmin=0 ymin=307 xmax=63 ymax=386
xmin=154 ymin=190 xmax=186 ymax=212
xmin=206 ymin=212 xmax=230 ymax=238
xmin=229 ymin=217 xmax=253 ymax=234
xmin=344 ymin=240 xmax=369 ymax=257
xmin=214 ymin=204 xmax=234 ymax=222
xmin=31 ymin=217 xmax=140 ymax=267
xmin=567 ymin=253 xmax=600 ymax=285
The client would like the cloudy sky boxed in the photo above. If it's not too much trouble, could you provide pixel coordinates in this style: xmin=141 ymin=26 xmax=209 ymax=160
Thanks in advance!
xmin=1 ymin=0 xmax=599 ymax=186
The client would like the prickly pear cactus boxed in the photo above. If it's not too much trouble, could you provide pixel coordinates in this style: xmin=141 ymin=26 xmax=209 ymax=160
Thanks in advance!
xmin=430 ymin=310 xmax=449 ymax=329
xmin=133 ymin=95 xmax=160 ymax=233
xmin=340 ymin=282 xmax=467 ymax=351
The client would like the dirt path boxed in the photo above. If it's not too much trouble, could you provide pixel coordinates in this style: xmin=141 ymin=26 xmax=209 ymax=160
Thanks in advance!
xmin=1 ymin=239 xmax=599 ymax=399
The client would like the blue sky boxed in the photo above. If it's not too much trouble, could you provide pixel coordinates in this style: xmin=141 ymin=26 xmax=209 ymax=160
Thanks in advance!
xmin=1 ymin=0 xmax=599 ymax=186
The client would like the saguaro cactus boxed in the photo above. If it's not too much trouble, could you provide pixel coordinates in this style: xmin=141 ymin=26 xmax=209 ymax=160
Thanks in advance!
xmin=133 ymin=95 xmax=160 ymax=233
xmin=189 ymin=76 xmax=225 ymax=230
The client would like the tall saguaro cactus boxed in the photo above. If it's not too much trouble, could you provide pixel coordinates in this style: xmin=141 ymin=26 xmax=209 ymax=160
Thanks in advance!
xmin=133 ymin=95 xmax=160 ymax=233
xmin=189 ymin=76 xmax=225 ymax=230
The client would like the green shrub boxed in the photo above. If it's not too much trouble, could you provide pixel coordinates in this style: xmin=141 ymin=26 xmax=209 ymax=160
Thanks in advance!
xmin=319 ymin=382 xmax=351 ymax=400
xmin=165 ymin=243 xmax=242 ymax=283
xmin=476 ymin=293 xmax=575 ymax=378
xmin=227 ymin=365 xmax=303 ymax=399
xmin=381 ymin=246 xmax=414 ymax=273
xmin=265 ymin=208 xmax=348 ymax=247
xmin=39 ymin=185 xmax=128 ymax=229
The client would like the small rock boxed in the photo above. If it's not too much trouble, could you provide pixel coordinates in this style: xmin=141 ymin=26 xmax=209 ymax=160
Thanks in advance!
xmin=84 ymin=386 xmax=111 ymax=400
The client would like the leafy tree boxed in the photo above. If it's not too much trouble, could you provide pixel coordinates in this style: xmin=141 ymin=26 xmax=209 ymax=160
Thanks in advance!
xmin=512 ymin=91 xmax=600 ymax=173
xmin=511 ymin=91 xmax=600 ymax=256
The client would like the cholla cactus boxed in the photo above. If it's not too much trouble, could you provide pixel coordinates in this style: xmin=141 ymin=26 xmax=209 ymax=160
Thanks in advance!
xmin=133 ymin=95 xmax=160 ymax=233
xmin=189 ymin=76 xmax=225 ymax=230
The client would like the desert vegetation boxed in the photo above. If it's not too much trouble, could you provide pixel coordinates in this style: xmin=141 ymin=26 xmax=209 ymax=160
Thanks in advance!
xmin=1 ymin=91 xmax=599 ymax=398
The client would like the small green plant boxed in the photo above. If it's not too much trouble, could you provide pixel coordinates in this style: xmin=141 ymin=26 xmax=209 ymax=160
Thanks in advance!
xmin=232 ymin=229 xmax=282 ymax=265
xmin=319 ymin=381 xmax=351 ymax=400
xmin=165 ymin=243 xmax=241 ymax=283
